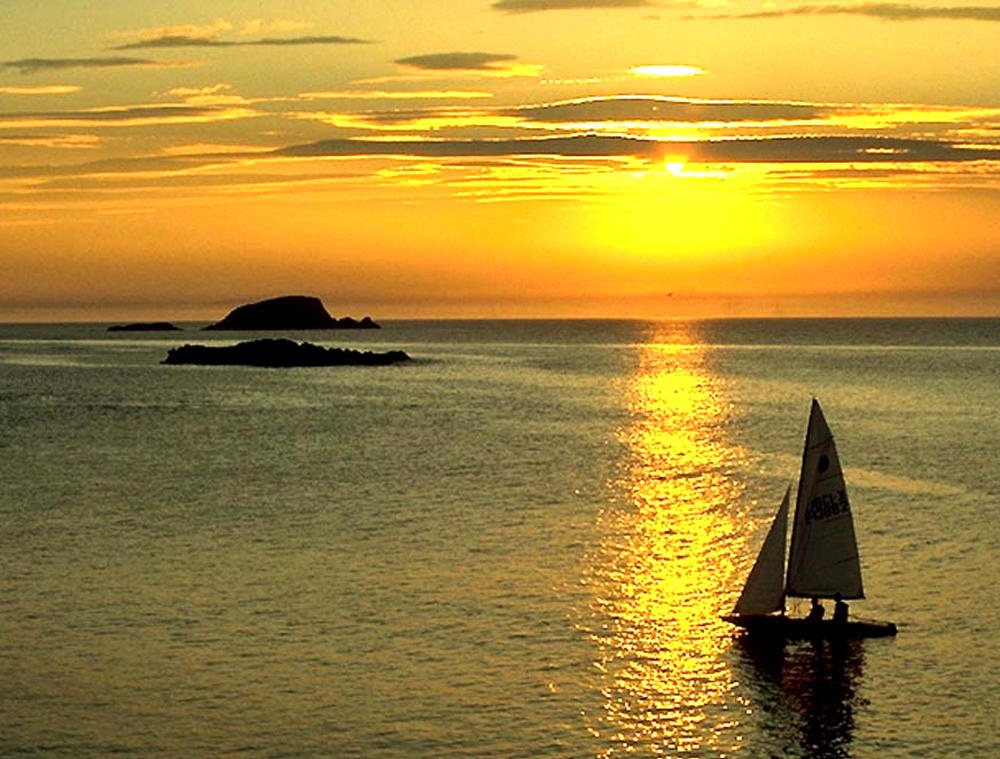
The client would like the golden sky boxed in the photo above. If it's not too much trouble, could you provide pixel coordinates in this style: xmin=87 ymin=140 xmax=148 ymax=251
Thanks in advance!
xmin=1 ymin=1 xmax=998 ymax=320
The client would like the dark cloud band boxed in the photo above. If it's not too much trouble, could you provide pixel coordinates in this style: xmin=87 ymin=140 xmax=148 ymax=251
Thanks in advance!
xmin=112 ymin=34 xmax=372 ymax=50
xmin=275 ymin=134 xmax=996 ymax=163
xmin=515 ymin=97 xmax=830 ymax=123
xmin=395 ymin=52 xmax=519 ymax=71
xmin=1 ymin=57 xmax=156 ymax=75
xmin=696 ymin=3 xmax=1000 ymax=22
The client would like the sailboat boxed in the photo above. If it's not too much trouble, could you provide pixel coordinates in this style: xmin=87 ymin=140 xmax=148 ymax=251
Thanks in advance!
xmin=723 ymin=399 xmax=897 ymax=639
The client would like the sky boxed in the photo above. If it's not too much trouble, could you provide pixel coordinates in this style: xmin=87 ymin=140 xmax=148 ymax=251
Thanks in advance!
xmin=1 ymin=0 xmax=998 ymax=321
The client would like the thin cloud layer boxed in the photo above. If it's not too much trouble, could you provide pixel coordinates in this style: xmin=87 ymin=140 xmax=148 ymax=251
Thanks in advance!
xmin=10 ymin=129 xmax=994 ymax=190
xmin=115 ymin=18 xmax=233 ymax=42
xmin=698 ymin=3 xmax=1000 ymax=22
xmin=493 ymin=0 xmax=654 ymax=12
xmin=109 ymin=16 xmax=370 ymax=49
xmin=1 ymin=57 xmax=159 ymax=75
xmin=395 ymin=52 xmax=520 ymax=71
xmin=0 ymin=85 xmax=82 ymax=95
xmin=390 ymin=52 xmax=543 ymax=79
xmin=0 ymin=134 xmax=99 ymax=149
xmin=288 ymin=95 xmax=843 ymax=133
xmin=239 ymin=19 xmax=314 ymax=36
xmin=301 ymin=89 xmax=493 ymax=100
xmin=0 ymin=104 xmax=257 ymax=129
xmin=630 ymin=65 xmax=706 ymax=78
xmin=112 ymin=34 xmax=372 ymax=50
xmin=273 ymin=133 xmax=997 ymax=163
xmin=514 ymin=96 xmax=830 ymax=124
xmin=287 ymin=95 xmax=1000 ymax=145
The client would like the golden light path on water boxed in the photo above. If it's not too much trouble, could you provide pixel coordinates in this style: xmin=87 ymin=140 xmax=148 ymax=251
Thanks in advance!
xmin=584 ymin=324 xmax=754 ymax=757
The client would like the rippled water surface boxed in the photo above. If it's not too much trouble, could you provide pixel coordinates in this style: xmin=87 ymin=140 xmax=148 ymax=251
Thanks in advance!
xmin=1 ymin=319 xmax=997 ymax=758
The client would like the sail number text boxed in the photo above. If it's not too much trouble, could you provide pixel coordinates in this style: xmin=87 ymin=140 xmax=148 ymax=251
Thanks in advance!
xmin=805 ymin=490 xmax=850 ymax=524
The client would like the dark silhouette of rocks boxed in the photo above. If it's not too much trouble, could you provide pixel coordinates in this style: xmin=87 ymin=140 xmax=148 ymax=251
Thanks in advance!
xmin=162 ymin=338 xmax=410 ymax=367
xmin=203 ymin=295 xmax=380 ymax=331
xmin=108 ymin=322 xmax=181 ymax=332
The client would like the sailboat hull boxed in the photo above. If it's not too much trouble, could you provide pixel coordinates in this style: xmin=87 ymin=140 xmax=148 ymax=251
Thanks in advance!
xmin=722 ymin=614 xmax=898 ymax=640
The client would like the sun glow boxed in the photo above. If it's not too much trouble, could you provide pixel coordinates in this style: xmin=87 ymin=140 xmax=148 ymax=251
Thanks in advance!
xmin=583 ymin=161 xmax=778 ymax=278
xmin=664 ymin=159 xmax=729 ymax=179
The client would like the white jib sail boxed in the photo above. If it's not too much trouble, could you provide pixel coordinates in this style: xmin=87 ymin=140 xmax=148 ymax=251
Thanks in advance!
xmin=734 ymin=486 xmax=790 ymax=616
xmin=786 ymin=399 xmax=865 ymax=600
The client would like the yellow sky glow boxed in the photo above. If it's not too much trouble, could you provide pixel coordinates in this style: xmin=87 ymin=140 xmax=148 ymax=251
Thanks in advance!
xmin=0 ymin=2 xmax=998 ymax=320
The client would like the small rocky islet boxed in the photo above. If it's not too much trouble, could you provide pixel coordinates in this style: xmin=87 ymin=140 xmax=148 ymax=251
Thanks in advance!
xmin=161 ymin=295 xmax=408 ymax=367
xmin=203 ymin=295 xmax=380 ymax=331
xmin=162 ymin=338 xmax=410 ymax=367
xmin=108 ymin=321 xmax=182 ymax=332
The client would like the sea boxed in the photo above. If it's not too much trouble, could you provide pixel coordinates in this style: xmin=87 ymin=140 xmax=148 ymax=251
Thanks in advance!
xmin=0 ymin=318 xmax=997 ymax=759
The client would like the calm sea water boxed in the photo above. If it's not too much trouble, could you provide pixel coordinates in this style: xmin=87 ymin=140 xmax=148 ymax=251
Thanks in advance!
xmin=1 ymin=318 xmax=997 ymax=758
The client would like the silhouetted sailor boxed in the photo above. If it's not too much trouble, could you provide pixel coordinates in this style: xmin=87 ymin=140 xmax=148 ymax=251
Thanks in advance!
xmin=806 ymin=596 xmax=825 ymax=622
xmin=833 ymin=593 xmax=849 ymax=623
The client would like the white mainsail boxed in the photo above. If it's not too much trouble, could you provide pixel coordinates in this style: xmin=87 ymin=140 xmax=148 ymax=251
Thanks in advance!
xmin=785 ymin=399 xmax=864 ymax=600
xmin=733 ymin=487 xmax=790 ymax=616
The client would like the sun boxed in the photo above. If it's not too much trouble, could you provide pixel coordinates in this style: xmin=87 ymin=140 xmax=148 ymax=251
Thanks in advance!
xmin=665 ymin=160 xmax=687 ymax=177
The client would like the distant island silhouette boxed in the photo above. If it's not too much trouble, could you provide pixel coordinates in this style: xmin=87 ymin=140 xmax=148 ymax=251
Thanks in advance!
xmin=108 ymin=322 xmax=182 ymax=332
xmin=204 ymin=295 xmax=379 ymax=331
xmin=162 ymin=338 xmax=410 ymax=368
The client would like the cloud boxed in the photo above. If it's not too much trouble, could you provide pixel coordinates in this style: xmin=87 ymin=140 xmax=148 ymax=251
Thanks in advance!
xmin=275 ymin=134 xmax=653 ymax=158
xmin=161 ymin=83 xmax=276 ymax=107
xmin=696 ymin=3 xmax=1000 ymax=22
xmin=0 ymin=104 xmax=258 ymax=129
xmin=159 ymin=143 xmax=273 ymax=156
xmin=289 ymin=96 xmax=835 ymax=133
xmin=3 ymin=132 xmax=995 ymax=203
xmin=391 ymin=52 xmax=544 ymax=80
xmin=0 ymin=134 xmax=99 ymax=149
xmin=0 ymin=154 xmax=222 ymax=181
xmin=273 ymin=134 xmax=997 ymax=163
xmin=630 ymin=65 xmax=706 ymax=78
xmin=0 ymin=85 xmax=82 ymax=95
xmin=289 ymin=107 xmax=520 ymax=132
xmin=301 ymin=89 xmax=493 ymax=100
xmin=166 ymin=84 xmax=234 ymax=99
xmin=111 ymin=35 xmax=229 ymax=49
xmin=685 ymin=135 xmax=998 ymax=162
xmin=112 ymin=34 xmax=372 ymax=50
xmin=115 ymin=19 xmax=233 ymax=42
xmin=1 ymin=57 xmax=161 ymax=75
xmin=252 ymin=35 xmax=372 ymax=45
xmin=514 ymin=96 xmax=830 ymax=124
xmin=492 ymin=0 xmax=654 ymax=12
xmin=285 ymin=95 xmax=1000 ymax=148
xmin=240 ymin=18 xmax=314 ymax=36
xmin=396 ymin=52 xmax=519 ymax=71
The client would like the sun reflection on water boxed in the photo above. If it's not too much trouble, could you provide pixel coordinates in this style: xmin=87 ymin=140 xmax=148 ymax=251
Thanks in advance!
xmin=584 ymin=324 xmax=750 ymax=756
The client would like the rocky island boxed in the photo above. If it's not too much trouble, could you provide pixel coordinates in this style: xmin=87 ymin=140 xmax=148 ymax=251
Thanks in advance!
xmin=162 ymin=338 xmax=410 ymax=368
xmin=204 ymin=295 xmax=379 ymax=331
xmin=108 ymin=322 xmax=181 ymax=332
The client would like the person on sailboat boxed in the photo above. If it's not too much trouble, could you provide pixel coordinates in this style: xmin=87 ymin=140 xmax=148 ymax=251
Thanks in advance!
xmin=833 ymin=593 xmax=848 ymax=623
xmin=806 ymin=597 xmax=825 ymax=622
